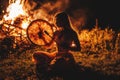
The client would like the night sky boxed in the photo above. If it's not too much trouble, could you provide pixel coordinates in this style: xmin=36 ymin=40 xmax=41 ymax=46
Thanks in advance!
xmin=69 ymin=0 xmax=120 ymax=29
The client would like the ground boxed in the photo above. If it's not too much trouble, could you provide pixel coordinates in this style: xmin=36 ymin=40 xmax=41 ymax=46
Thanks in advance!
xmin=0 ymin=46 xmax=120 ymax=80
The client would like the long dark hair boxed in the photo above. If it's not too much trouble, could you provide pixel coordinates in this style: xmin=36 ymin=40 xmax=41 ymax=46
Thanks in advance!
xmin=55 ymin=12 xmax=72 ymax=30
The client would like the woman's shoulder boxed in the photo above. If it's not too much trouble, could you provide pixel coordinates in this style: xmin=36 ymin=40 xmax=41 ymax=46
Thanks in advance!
xmin=68 ymin=29 xmax=77 ymax=34
xmin=67 ymin=30 xmax=78 ymax=38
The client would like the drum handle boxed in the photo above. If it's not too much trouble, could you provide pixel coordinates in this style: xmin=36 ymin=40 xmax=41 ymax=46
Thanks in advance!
xmin=44 ymin=31 xmax=54 ymax=39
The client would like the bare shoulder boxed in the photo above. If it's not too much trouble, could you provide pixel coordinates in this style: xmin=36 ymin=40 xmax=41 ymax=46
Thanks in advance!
xmin=69 ymin=30 xmax=78 ymax=36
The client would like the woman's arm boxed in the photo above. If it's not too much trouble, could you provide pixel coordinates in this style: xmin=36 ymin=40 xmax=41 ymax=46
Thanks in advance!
xmin=69 ymin=32 xmax=81 ymax=51
xmin=44 ymin=31 xmax=58 ymax=47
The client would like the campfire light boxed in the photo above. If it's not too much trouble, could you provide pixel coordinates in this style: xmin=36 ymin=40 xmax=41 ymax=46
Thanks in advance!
xmin=21 ymin=20 xmax=30 ymax=29
xmin=1 ymin=0 xmax=30 ymax=37
xmin=4 ymin=0 xmax=27 ymax=22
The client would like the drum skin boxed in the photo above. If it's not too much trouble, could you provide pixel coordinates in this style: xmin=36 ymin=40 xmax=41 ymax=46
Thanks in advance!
xmin=27 ymin=19 xmax=54 ymax=46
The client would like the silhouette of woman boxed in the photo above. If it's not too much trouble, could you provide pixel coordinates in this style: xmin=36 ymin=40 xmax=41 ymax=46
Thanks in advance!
xmin=33 ymin=12 xmax=81 ymax=79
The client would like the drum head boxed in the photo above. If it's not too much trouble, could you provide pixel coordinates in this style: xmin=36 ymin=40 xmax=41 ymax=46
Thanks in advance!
xmin=27 ymin=19 xmax=54 ymax=46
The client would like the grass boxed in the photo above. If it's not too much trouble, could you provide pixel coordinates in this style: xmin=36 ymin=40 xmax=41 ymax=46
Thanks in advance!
xmin=0 ymin=26 xmax=120 ymax=80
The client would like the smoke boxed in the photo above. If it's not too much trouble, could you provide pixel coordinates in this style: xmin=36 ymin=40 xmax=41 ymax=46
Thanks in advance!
xmin=69 ymin=9 xmax=89 ymax=32
xmin=23 ymin=0 xmax=70 ymax=23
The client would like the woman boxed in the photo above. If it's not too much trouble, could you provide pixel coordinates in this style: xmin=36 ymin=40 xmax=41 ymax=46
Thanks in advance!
xmin=33 ymin=12 xmax=81 ymax=79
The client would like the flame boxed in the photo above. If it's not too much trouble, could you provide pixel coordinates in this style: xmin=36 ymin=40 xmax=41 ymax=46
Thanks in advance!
xmin=4 ymin=0 xmax=27 ymax=21
xmin=2 ymin=0 xmax=29 ymax=36
xmin=21 ymin=20 xmax=30 ymax=29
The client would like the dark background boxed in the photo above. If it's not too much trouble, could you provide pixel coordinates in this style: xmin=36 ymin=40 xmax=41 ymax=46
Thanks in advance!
xmin=69 ymin=0 xmax=120 ymax=30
